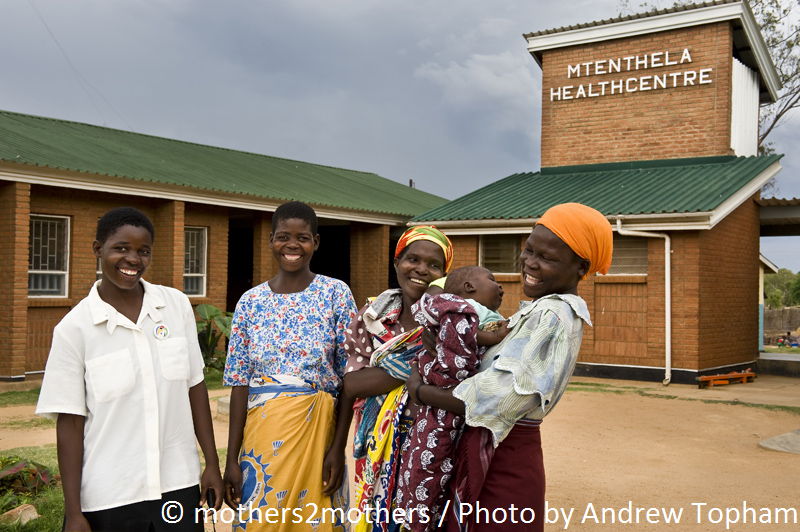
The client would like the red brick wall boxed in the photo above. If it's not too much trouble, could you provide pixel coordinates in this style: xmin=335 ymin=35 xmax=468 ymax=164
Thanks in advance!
xmin=27 ymin=308 xmax=67 ymax=373
xmin=448 ymin=235 xmax=478 ymax=270
xmin=0 ymin=181 xmax=31 ymax=378
xmin=698 ymin=198 xmax=760 ymax=368
xmin=644 ymin=238 xmax=667 ymax=368
xmin=580 ymin=232 xmax=708 ymax=371
xmin=669 ymin=231 xmax=702 ymax=369
xmin=350 ymin=223 xmax=390 ymax=308
xmin=253 ymin=212 xmax=275 ymax=286
xmin=540 ymin=22 xmax=734 ymax=167
xmin=150 ymin=201 xmax=185 ymax=290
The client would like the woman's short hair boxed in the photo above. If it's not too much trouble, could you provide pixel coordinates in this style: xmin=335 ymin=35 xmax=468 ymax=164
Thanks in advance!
xmin=273 ymin=201 xmax=318 ymax=234
xmin=96 ymin=207 xmax=155 ymax=243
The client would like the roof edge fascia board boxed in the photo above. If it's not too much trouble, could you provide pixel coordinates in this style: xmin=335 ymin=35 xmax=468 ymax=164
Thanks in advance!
xmin=525 ymin=2 xmax=781 ymax=101
xmin=707 ymin=160 xmax=782 ymax=228
xmin=760 ymin=204 xmax=800 ymax=220
xmin=759 ymin=253 xmax=780 ymax=274
xmin=0 ymin=165 xmax=411 ymax=226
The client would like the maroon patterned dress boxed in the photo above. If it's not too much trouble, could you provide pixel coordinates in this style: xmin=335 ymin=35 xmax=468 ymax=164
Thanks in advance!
xmin=397 ymin=293 xmax=481 ymax=531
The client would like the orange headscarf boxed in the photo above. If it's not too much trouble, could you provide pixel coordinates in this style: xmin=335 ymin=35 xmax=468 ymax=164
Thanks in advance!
xmin=536 ymin=203 xmax=613 ymax=277
xmin=395 ymin=225 xmax=454 ymax=272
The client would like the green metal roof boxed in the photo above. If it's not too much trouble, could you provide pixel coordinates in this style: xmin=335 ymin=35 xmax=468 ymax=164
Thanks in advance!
xmin=0 ymin=110 xmax=446 ymax=217
xmin=412 ymin=155 xmax=783 ymax=223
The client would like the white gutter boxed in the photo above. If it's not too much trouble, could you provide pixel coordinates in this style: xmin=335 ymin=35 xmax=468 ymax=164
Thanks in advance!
xmin=616 ymin=218 xmax=672 ymax=385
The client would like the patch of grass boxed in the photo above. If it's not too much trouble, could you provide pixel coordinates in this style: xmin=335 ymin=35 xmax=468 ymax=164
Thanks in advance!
xmin=0 ymin=419 xmax=55 ymax=430
xmin=567 ymin=385 xmax=629 ymax=395
xmin=0 ymin=445 xmax=236 ymax=531
xmin=0 ymin=485 xmax=63 ymax=532
xmin=0 ymin=390 xmax=41 ymax=408
xmin=568 ymin=383 xmax=680 ymax=400
xmin=764 ymin=346 xmax=800 ymax=354
xmin=568 ymin=381 xmax=800 ymax=416
xmin=695 ymin=398 xmax=800 ymax=416
xmin=0 ymin=448 xmax=61 ymax=532
xmin=568 ymin=381 xmax=642 ymax=390
xmin=204 ymin=368 xmax=224 ymax=391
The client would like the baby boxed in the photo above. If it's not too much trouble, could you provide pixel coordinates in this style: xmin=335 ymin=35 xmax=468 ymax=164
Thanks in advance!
xmin=397 ymin=266 xmax=508 ymax=531
xmin=434 ymin=266 xmax=507 ymax=338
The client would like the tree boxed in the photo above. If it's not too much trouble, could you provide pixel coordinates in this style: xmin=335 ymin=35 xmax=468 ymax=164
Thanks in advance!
xmin=767 ymin=289 xmax=784 ymax=308
xmin=790 ymin=272 xmax=800 ymax=306
xmin=619 ymin=0 xmax=800 ymax=153
xmin=764 ymin=267 xmax=799 ymax=307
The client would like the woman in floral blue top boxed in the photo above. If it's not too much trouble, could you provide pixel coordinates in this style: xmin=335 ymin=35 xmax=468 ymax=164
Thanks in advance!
xmin=222 ymin=201 xmax=356 ymax=532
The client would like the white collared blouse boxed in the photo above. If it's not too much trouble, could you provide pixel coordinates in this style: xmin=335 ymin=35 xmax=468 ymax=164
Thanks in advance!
xmin=36 ymin=280 xmax=206 ymax=512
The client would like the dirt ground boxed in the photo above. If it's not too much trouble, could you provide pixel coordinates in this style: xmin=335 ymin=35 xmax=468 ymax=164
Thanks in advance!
xmin=3 ymin=384 xmax=799 ymax=531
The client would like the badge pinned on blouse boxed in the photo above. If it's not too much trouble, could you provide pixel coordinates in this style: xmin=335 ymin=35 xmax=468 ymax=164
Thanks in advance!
xmin=153 ymin=324 xmax=169 ymax=340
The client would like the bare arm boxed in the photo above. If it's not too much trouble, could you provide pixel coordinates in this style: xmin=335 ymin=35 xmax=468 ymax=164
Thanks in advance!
xmin=406 ymin=363 xmax=466 ymax=415
xmin=189 ymin=382 xmax=223 ymax=510
xmin=342 ymin=367 xmax=403 ymax=398
xmin=58 ymin=413 xmax=92 ymax=532
xmin=322 ymin=392 xmax=354 ymax=495
xmin=223 ymin=385 xmax=248 ymax=508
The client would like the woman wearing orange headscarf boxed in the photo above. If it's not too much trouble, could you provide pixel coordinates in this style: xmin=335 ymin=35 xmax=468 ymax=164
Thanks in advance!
xmin=407 ymin=203 xmax=613 ymax=532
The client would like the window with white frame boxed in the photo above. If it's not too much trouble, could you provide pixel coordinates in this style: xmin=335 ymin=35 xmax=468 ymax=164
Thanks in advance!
xmin=480 ymin=234 xmax=521 ymax=274
xmin=184 ymin=227 xmax=207 ymax=296
xmin=606 ymin=234 xmax=648 ymax=275
xmin=29 ymin=215 xmax=70 ymax=297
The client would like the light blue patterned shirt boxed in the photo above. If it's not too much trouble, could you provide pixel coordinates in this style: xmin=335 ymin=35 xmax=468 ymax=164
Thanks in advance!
xmin=453 ymin=294 xmax=590 ymax=447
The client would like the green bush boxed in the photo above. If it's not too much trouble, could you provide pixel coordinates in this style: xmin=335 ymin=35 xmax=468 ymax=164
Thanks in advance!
xmin=195 ymin=304 xmax=232 ymax=372
xmin=0 ymin=457 xmax=54 ymax=497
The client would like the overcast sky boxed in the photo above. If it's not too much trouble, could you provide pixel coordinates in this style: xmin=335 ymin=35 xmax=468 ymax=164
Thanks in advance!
xmin=3 ymin=0 xmax=799 ymax=271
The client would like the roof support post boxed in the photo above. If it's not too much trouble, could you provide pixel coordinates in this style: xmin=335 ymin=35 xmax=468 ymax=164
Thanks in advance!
xmin=616 ymin=218 xmax=672 ymax=385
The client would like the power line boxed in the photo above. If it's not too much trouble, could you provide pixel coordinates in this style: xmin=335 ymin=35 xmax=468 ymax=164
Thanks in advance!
xmin=28 ymin=0 xmax=134 ymax=132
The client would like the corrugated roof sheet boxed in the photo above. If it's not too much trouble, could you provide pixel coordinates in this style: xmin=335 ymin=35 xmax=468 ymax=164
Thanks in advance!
xmin=0 ymin=110 xmax=446 ymax=217
xmin=412 ymin=155 xmax=783 ymax=222
xmin=523 ymin=0 xmax=739 ymax=38
xmin=757 ymin=197 xmax=800 ymax=206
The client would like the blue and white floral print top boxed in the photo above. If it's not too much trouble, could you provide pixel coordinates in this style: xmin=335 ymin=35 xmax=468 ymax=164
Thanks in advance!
xmin=223 ymin=275 xmax=356 ymax=394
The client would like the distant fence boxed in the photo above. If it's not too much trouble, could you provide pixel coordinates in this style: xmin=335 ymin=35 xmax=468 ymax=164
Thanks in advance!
xmin=765 ymin=307 xmax=800 ymax=333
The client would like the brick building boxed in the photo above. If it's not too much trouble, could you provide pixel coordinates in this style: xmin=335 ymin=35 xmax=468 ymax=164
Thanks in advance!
xmin=412 ymin=0 xmax=782 ymax=384
xmin=0 ymin=111 xmax=446 ymax=381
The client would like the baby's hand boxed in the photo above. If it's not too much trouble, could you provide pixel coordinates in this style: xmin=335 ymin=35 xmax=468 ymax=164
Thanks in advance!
xmin=495 ymin=320 xmax=510 ymax=341
xmin=476 ymin=321 xmax=510 ymax=346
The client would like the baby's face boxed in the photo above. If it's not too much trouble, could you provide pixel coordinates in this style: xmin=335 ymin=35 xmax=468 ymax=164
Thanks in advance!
xmin=470 ymin=268 xmax=504 ymax=311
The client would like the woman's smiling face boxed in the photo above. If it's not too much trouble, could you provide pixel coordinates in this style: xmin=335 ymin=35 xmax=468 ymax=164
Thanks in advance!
xmin=394 ymin=240 xmax=446 ymax=303
xmin=519 ymin=225 xmax=589 ymax=300
xmin=93 ymin=224 xmax=153 ymax=293
xmin=269 ymin=217 xmax=319 ymax=273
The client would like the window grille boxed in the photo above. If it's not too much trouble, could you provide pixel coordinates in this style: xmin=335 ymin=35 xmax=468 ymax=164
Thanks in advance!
xmin=606 ymin=235 xmax=648 ymax=275
xmin=29 ymin=215 xmax=70 ymax=297
xmin=184 ymin=227 xmax=207 ymax=296
xmin=480 ymin=235 xmax=521 ymax=274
